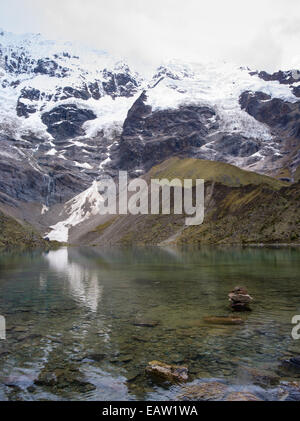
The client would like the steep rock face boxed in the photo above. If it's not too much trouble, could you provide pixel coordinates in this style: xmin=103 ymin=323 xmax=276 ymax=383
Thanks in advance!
xmin=118 ymin=92 xmax=216 ymax=171
xmin=41 ymin=105 xmax=97 ymax=139
xmin=252 ymin=69 xmax=300 ymax=85
xmin=16 ymin=87 xmax=41 ymax=117
xmin=240 ymin=91 xmax=300 ymax=135
xmin=293 ymin=86 xmax=300 ymax=98
xmin=102 ymin=68 xmax=139 ymax=98
xmin=239 ymin=91 xmax=300 ymax=174
xmin=0 ymin=139 xmax=93 ymax=206
xmin=212 ymin=134 xmax=259 ymax=157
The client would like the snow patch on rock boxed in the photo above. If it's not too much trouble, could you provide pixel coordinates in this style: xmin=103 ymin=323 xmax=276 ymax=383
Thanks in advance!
xmin=46 ymin=180 xmax=104 ymax=242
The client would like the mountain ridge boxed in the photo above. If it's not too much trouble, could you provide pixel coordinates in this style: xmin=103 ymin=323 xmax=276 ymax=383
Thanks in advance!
xmin=0 ymin=29 xmax=300 ymax=246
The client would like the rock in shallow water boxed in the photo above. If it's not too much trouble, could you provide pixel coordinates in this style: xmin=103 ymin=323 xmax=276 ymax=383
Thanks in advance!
xmin=146 ymin=361 xmax=188 ymax=383
xmin=229 ymin=286 xmax=253 ymax=311
xmin=34 ymin=366 xmax=96 ymax=392
xmin=240 ymin=366 xmax=280 ymax=387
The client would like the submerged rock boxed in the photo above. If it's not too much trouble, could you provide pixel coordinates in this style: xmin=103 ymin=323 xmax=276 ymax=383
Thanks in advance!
xmin=203 ymin=316 xmax=244 ymax=325
xmin=240 ymin=366 xmax=280 ymax=387
xmin=83 ymin=353 xmax=106 ymax=363
xmin=290 ymin=357 xmax=300 ymax=367
xmin=146 ymin=360 xmax=188 ymax=383
xmin=229 ymin=286 xmax=253 ymax=311
xmin=34 ymin=371 xmax=57 ymax=387
xmin=133 ymin=320 xmax=159 ymax=328
xmin=178 ymin=382 xmax=227 ymax=401
xmin=281 ymin=356 xmax=300 ymax=372
xmin=225 ymin=392 xmax=262 ymax=401
xmin=34 ymin=366 xmax=96 ymax=392
xmin=277 ymin=381 xmax=300 ymax=401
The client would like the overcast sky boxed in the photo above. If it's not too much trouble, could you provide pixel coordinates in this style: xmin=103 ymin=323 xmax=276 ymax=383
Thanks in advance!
xmin=0 ymin=0 xmax=299 ymax=72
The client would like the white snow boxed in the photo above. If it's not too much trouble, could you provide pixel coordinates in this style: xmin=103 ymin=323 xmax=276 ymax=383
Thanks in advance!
xmin=83 ymin=94 xmax=140 ymax=138
xmin=99 ymin=155 xmax=111 ymax=170
xmin=74 ymin=161 xmax=93 ymax=169
xmin=46 ymin=148 xmax=57 ymax=156
xmin=0 ymin=29 xmax=140 ymax=140
xmin=1 ymin=29 xmax=298 ymax=146
xmin=146 ymin=60 xmax=298 ymax=141
xmin=46 ymin=180 xmax=104 ymax=242
xmin=41 ymin=205 xmax=49 ymax=214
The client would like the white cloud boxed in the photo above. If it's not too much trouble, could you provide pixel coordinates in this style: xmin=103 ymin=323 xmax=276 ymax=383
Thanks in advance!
xmin=0 ymin=0 xmax=299 ymax=72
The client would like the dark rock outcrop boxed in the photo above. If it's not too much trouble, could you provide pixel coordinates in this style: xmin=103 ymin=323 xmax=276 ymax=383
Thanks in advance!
xmin=293 ymin=86 xmax=300 ymax=98
xmin=88 ymin=81 xmax=101 ymax=100
xmin=240 ymin=90 xmax=300 ymax=138
xmin=256 ymin=70 xmax=300 ymax=85
xmin=16 ymin=87 xmax=41 ymax=117
xmin=213 ymin=134 xmax=260 ymax=157
xmin=102 ymin=69 xmax=139 ymax=98
xmin=119 ymin=91 xmax=216 ymax=171
xmin=33 ymin=58 xmax=68 ymax=78
xmin=61 ymin=85 xmax=91 ymax=101
xmin=0 ymin=138 xmax=94 ymax=207
xmin=41 ymin=104 xmax=97 ymax=139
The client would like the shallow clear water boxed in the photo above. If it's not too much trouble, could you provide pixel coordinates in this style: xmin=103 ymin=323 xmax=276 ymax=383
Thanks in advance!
xmin=0 ymin=246 xmax=300 ymax=401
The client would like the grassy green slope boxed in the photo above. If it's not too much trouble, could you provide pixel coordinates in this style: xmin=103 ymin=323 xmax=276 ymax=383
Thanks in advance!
xmin=0 ymin=210 xmax=51 ymax=249
xmin=179 ymin=182 xmax=300 ymax=245
xmin=84 ymin=158 xmax=300 ymax=246
xmin=149 ymin=157 xmax=287 ymax=189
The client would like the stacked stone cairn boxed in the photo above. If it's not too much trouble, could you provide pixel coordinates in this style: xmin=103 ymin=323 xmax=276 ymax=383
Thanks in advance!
xmin=228 ymin=286 xmax=253 ymax=311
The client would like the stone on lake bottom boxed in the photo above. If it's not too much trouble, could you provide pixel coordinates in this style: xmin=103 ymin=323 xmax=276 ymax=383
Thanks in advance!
xmin=281 ymin=356 xmax=300 ymax=372
xmin=177 ymin=382 xmax=227 ymax=401
xmin=146 ymin=360 xmax=188 ymax=383
xmin=225 ymin=392 xmax=262 ymax=401
xmin=240 ymin=366 xmax=280 ymax=387
xmin=203 ymin=316 xmax=244 ymax=325
xmin=133 ymin=320 xmax=159 ymax=328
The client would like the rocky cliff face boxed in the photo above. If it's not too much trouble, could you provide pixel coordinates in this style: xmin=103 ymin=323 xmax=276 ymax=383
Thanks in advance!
xmin=0 ymin=29 xmax=300 ymax=242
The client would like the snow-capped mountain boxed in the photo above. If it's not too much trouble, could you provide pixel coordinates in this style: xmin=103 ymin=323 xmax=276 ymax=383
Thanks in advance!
xmin=0 ymin=29 xmax=143 ymax=206
xmin=0 ymin=29 xmax=300 ymax=241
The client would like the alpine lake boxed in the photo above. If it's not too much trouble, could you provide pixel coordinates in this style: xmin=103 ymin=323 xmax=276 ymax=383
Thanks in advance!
xmin=0 ymin=246 xmax=300 ymax=401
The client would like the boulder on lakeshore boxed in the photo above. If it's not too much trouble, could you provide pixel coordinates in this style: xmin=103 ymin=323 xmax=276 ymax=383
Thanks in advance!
xmin=228 ymin=286 xmax=253 ymax=311
xmin=146 ymin=360 xmax=188 ymax=383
